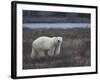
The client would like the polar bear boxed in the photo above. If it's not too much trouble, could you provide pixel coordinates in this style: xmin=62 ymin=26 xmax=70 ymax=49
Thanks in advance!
xmin=30 ymin=36 xmax=63 ymax=58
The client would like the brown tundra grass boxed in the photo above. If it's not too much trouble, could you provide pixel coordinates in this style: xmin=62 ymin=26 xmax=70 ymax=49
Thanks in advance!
xmin=23 ymin=28 xmax=90 ymax=69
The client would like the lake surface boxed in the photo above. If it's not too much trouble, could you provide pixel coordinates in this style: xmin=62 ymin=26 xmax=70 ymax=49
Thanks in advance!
xmin=23 ymin=23 xmax=90 ymax=29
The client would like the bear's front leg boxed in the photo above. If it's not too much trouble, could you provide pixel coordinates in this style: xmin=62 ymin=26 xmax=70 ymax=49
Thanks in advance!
xmin=55 ymin=45 xmax=61 ymax=55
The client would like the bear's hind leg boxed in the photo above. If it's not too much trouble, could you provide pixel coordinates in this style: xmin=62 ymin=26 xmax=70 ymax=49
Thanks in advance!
xmin=31 ymin=47 xmax=36 ymax=59
xmin=38 ymin=50 xmax=45 ymax=57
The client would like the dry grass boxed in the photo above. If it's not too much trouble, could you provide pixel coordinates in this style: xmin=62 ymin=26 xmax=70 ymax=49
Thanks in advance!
xmin=23 ymin=28 xmax=90 ymax=69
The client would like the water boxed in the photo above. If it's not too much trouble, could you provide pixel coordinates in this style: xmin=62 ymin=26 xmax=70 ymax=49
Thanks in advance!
xmin=23 ymin=23 xmax=90 ymax=29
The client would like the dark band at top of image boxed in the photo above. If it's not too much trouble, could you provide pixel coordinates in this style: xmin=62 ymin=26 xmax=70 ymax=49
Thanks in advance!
xmin=23 ymin=10 xmax=91 ymax=29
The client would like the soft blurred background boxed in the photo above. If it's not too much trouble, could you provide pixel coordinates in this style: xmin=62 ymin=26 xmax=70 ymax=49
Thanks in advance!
xmin=22 ymin=10 xmax=91 ymax=69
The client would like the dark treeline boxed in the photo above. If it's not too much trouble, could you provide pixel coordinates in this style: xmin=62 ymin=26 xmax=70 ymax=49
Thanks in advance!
xmin=23 ymin=10 xmax=90 ymax=17
xmin=23 ymin=10 xmax=90 ymax=23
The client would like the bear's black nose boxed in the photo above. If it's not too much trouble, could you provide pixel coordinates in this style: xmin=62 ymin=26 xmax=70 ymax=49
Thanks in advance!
xmin=58 ymin=40 xmax=60 ymax=43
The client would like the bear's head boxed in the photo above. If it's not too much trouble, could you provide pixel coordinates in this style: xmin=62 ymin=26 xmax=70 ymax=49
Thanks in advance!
xmin=52 ymin=37 xmax=63 ymax=46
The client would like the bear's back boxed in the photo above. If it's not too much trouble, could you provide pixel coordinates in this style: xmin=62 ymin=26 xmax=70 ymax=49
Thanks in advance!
xmin=32 ymin=36 xmax=52 ymax=49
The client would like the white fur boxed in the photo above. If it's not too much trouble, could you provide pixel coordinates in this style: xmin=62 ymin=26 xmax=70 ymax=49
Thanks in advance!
xmin=31 ymin=36 xmax=63 ymax=58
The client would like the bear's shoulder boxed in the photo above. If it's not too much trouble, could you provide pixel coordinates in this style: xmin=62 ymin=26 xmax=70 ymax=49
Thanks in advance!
xmin=33 ymin=36 xmax=52 ymax=44
xmin=35 ymin=36 xmax=52 ymax=41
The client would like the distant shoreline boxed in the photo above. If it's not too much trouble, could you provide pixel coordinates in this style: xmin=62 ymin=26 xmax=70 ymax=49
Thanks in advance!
xmin=23 ymin=17 xmax=90 ymax=23
xmin=23 ymin=23 xmax=90 ymax=29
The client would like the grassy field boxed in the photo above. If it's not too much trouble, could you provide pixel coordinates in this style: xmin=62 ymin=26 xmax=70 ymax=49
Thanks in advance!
xmin=23 ymin=28 xmax=91 ymax=69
